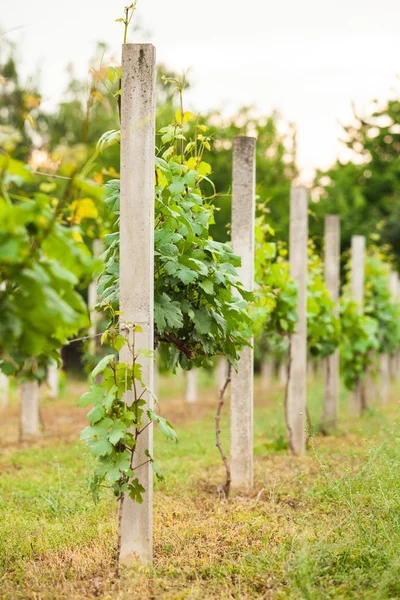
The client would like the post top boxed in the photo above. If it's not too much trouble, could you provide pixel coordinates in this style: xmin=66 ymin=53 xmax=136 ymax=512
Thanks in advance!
xmin=122 ymin=44 xmax=156 ymax=62
xmin=290 ymin=186 xmax=308 ymax=205
xmin=233 ymin=135 xmax=257 ymax=147
xmin=122 ymin=43 xmax=155 ymax=48
xmin=233 ymin=135 xmax=256 ymax=146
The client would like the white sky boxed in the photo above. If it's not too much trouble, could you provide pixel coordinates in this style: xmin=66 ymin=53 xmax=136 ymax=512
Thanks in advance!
xmin=2 ymin=0 xmax=400 ymax=181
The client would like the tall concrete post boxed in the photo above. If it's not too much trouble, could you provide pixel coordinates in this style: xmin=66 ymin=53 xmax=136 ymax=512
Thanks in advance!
xmin=0 ymin=373 xmax=9 ymax=406
xmin=230 ymin=136 xmax=256 ymax=490
xmin=286 ymin=186 xmax=308 ymax=456
xmin=185 ymin=370 xmax=198 ymax=404
xmin=21 ymin=381 xmax=40 ymax=436
xmin=321 ymin=216 xmax=340 ymax=431
xmin=350 ymin=235 xmax=366 ymax=415
xmin=119 ymin=43 xmax=156 ymax=565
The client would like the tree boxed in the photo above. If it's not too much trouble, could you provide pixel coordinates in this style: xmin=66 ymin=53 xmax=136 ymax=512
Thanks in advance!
xmin=313 ymin=97 xmax=400 ymax=266
xmin=0 ymin=36 xmax=43 ymax=159
xmin=202 ymin=107 xmax=298 ymax=243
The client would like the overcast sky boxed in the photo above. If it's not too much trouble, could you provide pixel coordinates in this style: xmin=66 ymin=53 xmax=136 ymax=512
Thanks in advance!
xmin=2 ymin=0 xmax=400 ymax=180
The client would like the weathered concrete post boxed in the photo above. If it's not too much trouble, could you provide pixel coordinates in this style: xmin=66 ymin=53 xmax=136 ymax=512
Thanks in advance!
xmin=119 ymin=43 xmax=156 ymax=565
xmin=321 ymin=216 xmax=340 ymax=431
xmin=286 ymin=186 xmax=308 ymax=456
xmin=230 ymin=136 xmax=256 ymax=490
xmin=21 ymin=381 xmax=40 ymax=436
xmin=185 ymin=370 xmax=198 ymax=404
xmin=350 ymin=235 xmax=366 ymax=415
xmin=0 ymin=373 xmax=9 ymax=406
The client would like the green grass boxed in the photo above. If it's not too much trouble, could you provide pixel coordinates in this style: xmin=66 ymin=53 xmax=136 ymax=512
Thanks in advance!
xmin=1 ymin=375 xmax=400 ymax=598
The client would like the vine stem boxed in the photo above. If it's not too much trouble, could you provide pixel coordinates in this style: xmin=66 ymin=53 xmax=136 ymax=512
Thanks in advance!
xmin=215 ymin=362 xmax=232 ymax=498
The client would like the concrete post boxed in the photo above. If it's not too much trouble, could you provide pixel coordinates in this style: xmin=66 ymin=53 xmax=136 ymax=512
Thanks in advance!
xmin=365 ymin=354 xmax=378 ymax=407
xmin=279 ymin=360 xmax=288 ymax=386
xmin=380 ymin=353 xmax=390 ymax=406
xmin=47 ymin=361 xmax=59 ymax=399
xmin=153 ymin=360 xmax=159 ymax=401
xmin=21 ymin=381 xmax=40 ymax=436
xmin=230 ymin=136 xmax=256 ymax=490
xmin=387 ymin=271 xmax=399 ymax=388
xmin=119 ymin=43 xmax=156 ymax=566
xmin=350 ymin=235 xmax=366 ymax=415
xmin=397 ymin=274 xmax=400 ymax=378
xmin=185 ymin=370 xmax=198 ymax=404
xmin=89 ymin=240 xmax=103 ymax=384
xmin=286 ymin=186 xmax=308 ymax=456
xmin=88 ymin=240 xmax=102 ymax=346
xmin=0 ymin=282 xmax=8 ymax=407
xmin=216 ymin=357 xmax=228 ymax=392
xmin=261 ymin=359 xmax=273 ymax=391
xmin=321 ymin=216 xmax=340 ymax=431
xmin=307 ymin=361 xmax=314 ymax=379
xmin=0 ymin=373 xmax=9 ymax=406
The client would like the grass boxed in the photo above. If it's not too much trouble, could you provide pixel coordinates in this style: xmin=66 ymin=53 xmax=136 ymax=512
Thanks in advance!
xmin=0 ymin=372 xmax=400 ymax=599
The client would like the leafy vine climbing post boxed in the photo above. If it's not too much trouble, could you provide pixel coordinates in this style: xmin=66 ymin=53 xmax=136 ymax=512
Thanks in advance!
xmin=230 ymin=136 xmax=256 ymax=490
xmin=321 ymin=215 xmax=340 ymax=432
xmin=286 ymin=186 xmax=308 ymax=456
xmin=350 ymin=235 xmax=366 ymax=416
xmin=119 ymin=43 xmax=156 ymax=565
